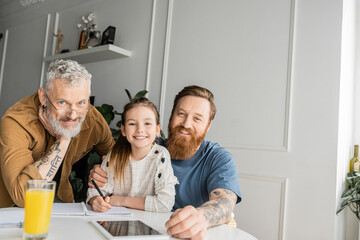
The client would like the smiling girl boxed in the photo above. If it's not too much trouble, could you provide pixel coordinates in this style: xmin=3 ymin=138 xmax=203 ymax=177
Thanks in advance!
xmin=87 ymin=97 xmax=178 ymax=212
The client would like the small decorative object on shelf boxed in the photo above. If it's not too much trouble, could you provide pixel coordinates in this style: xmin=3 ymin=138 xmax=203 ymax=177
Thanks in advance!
xmin=78 ymin=30 xmax=86 ymax=50
xmin=101 ymin=26 xmax=116 ymax=45
xmin=84 ymin=30 xmax=101 ymax=48
xmin=77 ymin=12 xmax=97 ymax=50
xmin=349 ymin=145 xmax=359 ymax=172
xmin=53 ymin=29 xmax=64 ymax=54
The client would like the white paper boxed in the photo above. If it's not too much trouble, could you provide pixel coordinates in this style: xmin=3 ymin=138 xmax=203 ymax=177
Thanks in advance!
xmin=0 ymin=208 xmax=24 ymax=227
xmin=51 ymin=202 xmax=132 ymax=216
xmin=51 ymin=203 xmax=86 ymax=215
xmin=85 ymin=203 xmax=132 ymax=216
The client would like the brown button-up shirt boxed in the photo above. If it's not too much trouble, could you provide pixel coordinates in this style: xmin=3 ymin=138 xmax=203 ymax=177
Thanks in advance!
xmin=0 ymin=93 xmax=114 ymax=207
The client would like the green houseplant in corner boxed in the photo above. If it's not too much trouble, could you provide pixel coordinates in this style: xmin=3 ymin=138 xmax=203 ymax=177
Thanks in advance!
xmin=337 ymin=171 xmax=360 ymax=219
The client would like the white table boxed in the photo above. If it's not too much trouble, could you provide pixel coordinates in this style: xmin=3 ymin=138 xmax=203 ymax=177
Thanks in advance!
xmin=0 ymin=207 xmax=257 ymax=239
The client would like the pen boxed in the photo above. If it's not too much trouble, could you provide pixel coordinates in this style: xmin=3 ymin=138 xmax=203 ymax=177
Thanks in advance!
xmin=0 ymin=222 xmax=23 ymax=228
xmin=91 ymin=179 xmax=105 ymax=199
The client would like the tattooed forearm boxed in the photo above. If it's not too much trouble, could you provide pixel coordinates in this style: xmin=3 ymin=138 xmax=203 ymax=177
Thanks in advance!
xmin=45 ymin=155 xmax=62 ymax=178
xmin=34 ymin=142 xmax=61 ymax=169
xmin=52 ymin=142 xmax=61 ymax=154
xmin=199 ymin=198 xmax=232 ymax=226
xmin=222 ymin=189 xmax=238 ymax=202
xmin=198 ymin=188 xmax=237 ymax=227
xmin=34 ymin=156 xmax=49 ymax=169
xmin=33 ymin=139 xmax=69 ymax=181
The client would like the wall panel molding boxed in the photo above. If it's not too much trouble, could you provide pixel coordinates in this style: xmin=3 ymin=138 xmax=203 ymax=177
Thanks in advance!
xmin=145 ymin=0 xmax=156 ymax=92
xmin=0 ymin=29 xmax=9 ymax=100
xmin=0 ymin=14 xmax=49 ymax=116
xmin=159 ymin=0 xmax=173 ymax=126
xmin=159 ymin=0 xmax=295 ymax=153
xmin=39 ymin=13 xmax=51 ymax=88
xmin=237 ymin=173 xmax=287 ymax=240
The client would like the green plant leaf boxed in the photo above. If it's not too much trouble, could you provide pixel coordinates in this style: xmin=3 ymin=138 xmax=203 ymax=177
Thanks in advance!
xmin=346 ymin=175 xmax=359 ymax=187
xmin=111 ymin=128 xmax=121 ymax=140
xmin=342 ymin=188 xmax=356 ymax=197
xmin=125 ymin=89 xmax=132 ymax=101
xmin=336 ymin=205 xmax=347 ymax=215
xmin=116 ymin=120 xmax=122 ymax=129
xmin=96 ymin=104 xmax=115 ymax=125
xmin=95 ymin=106 xmax=104 ymax=114
xmin=160 ymin=130 xmax=166 ymax=139
xmin=101 ymin=104 xmax=114 ymax=112
xmin=341 ymin=198 xmax=350 ymax=207
xmin=134 ymin=90 xmax=148 ymax=98
xmin=104 ymin=112 xmax=115 ymax=125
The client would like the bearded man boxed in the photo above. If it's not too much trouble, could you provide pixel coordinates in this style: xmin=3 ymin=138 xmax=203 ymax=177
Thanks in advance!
xmin=0 ymin=59 xmax=114 ymax=207
xmin=90 ymin=85 xmax=241 ymax=240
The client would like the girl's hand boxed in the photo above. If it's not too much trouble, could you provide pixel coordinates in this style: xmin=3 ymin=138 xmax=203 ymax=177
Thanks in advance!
xmin=90 ymin=196 xmax=111 ymax=212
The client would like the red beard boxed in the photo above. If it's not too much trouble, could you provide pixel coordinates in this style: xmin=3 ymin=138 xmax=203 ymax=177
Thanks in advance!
xmin=167 ymin=125 xmax=207 ymax=160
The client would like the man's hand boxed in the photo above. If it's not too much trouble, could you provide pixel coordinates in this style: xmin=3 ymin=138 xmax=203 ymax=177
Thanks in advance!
xmin=165 ymin=206 xmax=208 ymax=240
xmin=38 ymin=105 xmax=59 ymax=138
xmin=165 ymin=188 xmax=237 ymax=240
xmin=88 ymin=164 xmax=108 ymax=188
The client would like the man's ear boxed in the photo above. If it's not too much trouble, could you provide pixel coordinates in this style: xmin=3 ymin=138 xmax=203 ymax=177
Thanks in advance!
xmin=38 ymin=88 xmax=46 ymax=107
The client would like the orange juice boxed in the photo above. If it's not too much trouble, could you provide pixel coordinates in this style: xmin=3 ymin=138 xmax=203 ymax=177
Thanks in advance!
xmin=23 ymin=189 xmax=55 ymax=235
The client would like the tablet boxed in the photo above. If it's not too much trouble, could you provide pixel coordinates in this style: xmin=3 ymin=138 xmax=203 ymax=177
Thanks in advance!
xmin=90 ymin=220 xmax=169 ymax=239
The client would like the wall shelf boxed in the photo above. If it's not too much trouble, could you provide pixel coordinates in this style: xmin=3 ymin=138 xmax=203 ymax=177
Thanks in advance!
xmin=43 ymin=44 xmax=131 ymax=64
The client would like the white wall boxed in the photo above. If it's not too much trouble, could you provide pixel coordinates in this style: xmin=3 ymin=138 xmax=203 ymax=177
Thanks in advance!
xmin=0 ymin=0 xmax=357 ymax=239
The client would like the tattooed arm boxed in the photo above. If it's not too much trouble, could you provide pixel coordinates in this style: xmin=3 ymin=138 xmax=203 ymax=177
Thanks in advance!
xmin=33 ymin=138 xmax=71 ymax=181
xmin=198 ymin=188 xmax=237 ymax=226
xmin=34 ymin=104 xmax=71 ymax=180
xmin=165 ymin=188 xmax=237 ymax=240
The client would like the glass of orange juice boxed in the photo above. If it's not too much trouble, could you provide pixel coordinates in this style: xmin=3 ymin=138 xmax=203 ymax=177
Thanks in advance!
xmin=23 ymin=180 xmax=56 ymax=240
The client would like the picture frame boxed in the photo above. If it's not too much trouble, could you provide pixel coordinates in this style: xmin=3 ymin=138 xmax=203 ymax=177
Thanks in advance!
xmin=101 ymin=26 xmax=116 ymax=45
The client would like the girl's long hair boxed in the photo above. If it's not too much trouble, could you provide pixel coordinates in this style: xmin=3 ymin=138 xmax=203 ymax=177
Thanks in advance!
xmin=108 ymin=97 xmax=160 ymax=189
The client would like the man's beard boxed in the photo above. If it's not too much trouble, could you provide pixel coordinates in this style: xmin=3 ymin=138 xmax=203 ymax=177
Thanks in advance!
xmin=46 ymin=108 xmax=85 ymax=139
xmin=166 ymin=125 xmax=207 ymax=160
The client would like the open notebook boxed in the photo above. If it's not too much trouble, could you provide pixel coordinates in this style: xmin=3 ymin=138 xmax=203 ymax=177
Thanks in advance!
xmin=51 ymin=202 xmax=132 ymax=216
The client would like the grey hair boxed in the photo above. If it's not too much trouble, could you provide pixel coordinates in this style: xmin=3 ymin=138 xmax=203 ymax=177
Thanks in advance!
xmin=45 ymin=59 xmax=92 ymax=93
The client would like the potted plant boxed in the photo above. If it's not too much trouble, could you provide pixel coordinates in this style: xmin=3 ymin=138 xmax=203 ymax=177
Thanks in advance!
xmin=337 ymin=171 xmax=360 ymax=219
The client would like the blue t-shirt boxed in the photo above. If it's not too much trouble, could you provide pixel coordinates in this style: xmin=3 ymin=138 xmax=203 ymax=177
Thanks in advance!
xmin=162 ymin=139 xmax=242 ymax=210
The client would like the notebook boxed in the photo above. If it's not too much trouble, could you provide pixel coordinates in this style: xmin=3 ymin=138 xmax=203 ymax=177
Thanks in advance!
xmin=51 ymin=202 xmax=132 ymax=216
